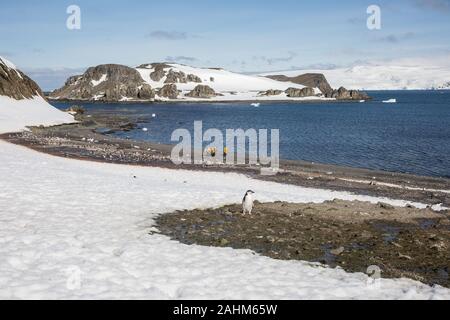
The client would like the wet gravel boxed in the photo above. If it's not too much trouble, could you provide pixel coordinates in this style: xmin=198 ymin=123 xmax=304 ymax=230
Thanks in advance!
xmin=156 ymin=200 xmax=450 ymax=288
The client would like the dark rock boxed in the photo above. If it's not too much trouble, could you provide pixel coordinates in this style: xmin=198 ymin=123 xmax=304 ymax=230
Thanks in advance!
xmin=150 ymin=69 xmax=166 ymax=82
xmin=49 ymin=64 xmax=152 ymax=102
xmin=158 ymin=84 xmax=179 ymax=99
xmin=285 ymin=87 xmax=316 ymax=97
xmin=259 ymin=89 xmax=283 ymax=96
xmin=186 ymin=85 xmax=221 ymax=98
xmin=328 ymin=87 xmax=370 ymax=101
xmin=165 ymin=69 xmax=187 ymax=84
xmin=268 ymin=73 xmax=333 ymax=95
xmin=138 ymin=84 xmax=155 ymax=99
xmin=147 ymin=63 xmax=170 ymax=82
xmin=0 ymin=57 xmax=45 ymax=100
xmin=187 ymin=74 xmax=202 ymax=83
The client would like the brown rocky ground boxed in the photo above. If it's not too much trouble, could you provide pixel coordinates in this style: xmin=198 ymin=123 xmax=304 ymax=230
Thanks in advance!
xmin=156 ymin=200 xmax=450 ymax=288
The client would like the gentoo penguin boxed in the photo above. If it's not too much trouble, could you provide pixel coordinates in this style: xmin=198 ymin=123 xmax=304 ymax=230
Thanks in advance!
xmin=242 ymin=190 xmax=255 ymax=215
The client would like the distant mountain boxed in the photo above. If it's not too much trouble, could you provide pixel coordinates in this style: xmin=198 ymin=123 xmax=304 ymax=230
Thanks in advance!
xmin=262 ymin=63 xmax=450 ymax=90
xmin=48 ymin=63 xmax=349 ymax=102
xmin=0 ymin=56 xmax=74 ymax=133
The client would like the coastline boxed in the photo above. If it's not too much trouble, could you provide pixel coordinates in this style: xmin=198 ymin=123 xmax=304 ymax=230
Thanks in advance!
xmin=47 ymin=97 xmax=342 ymax=105
xmin=1 ymin=110 xmax=448 ymax=207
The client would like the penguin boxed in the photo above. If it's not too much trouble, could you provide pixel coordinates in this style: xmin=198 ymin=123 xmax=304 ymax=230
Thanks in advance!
xmin=242 ymin=190 xmax=255 ymax=215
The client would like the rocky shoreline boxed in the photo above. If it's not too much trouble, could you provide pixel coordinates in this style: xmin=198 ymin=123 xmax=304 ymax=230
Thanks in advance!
xmin=2 ymin=110 xmax=449 ymax=207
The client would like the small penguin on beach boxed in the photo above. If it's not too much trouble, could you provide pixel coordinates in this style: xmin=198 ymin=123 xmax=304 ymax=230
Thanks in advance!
xmin=242 ymin=190 xmax=255 ymax=215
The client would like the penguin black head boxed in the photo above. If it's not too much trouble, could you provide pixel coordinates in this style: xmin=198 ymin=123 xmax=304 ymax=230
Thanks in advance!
xmin=246 ymin=190 xmax=255 ymax=195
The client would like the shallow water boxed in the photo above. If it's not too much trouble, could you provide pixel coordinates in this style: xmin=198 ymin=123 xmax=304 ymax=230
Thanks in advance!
xmin=51 ymin=90 xmax=450 ymax=178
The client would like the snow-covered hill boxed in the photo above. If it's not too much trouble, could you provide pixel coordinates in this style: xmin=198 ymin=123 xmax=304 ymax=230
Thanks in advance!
xmin=262 ymin=63 xmax=450 ymax=91
xmin=137 ymin=63 xmax=323 ymax=101
xmin=0 ymin=56 xmax=74 ymax=134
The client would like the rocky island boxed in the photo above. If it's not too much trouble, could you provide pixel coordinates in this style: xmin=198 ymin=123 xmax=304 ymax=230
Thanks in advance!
xmin=48 ymin=62 xmax=370 ymax=103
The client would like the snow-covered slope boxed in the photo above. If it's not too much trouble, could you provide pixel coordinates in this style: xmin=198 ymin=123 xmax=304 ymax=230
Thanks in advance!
xmin=0 ymin=56 xmax=74 ymax=134
xmin=1 ymin=139 xmax=449 ymax=299
xmin=137 ymin=63 xmax=323 ymax=101
xmin=263 ymin=63 xmax=450 ymax=91
xmin=0 ymin=95 xmax=75 ymax=134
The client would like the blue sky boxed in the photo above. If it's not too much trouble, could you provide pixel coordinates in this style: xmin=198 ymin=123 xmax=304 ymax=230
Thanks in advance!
xmin=1 ymin=0 xmax=450 ymax=90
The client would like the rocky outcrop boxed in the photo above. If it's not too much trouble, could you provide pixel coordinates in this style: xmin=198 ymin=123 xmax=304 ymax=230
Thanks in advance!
xmin=158 ymin=84 xmax=179 ymax=99
xmin=164 ymin=70 xmax=203 ymax=84
xmin=186 ymin=85 xmax=221 ymax=98
xmin=267 ymin=73 xmax=370 ymax=100
xmin=165 ymin=70 xmax=187 ymax=84
xmin=49 ymin=64 xmax=154 ymax=101
xmin=149 ymin=64 xmax=170 ymax=82
xmin=0 ymin=57 xmax=44 ymax=100
xmin=328 ymin=87 xmax=370 ymax=100
xmin=258 ymin=89 xmax=283 ymax=96
xmin=187 ymin=74 xmax=202 ymax=83
xmin=268 ymin=73 xmax=333 ymax=95
xmin=138 ymin=84 xmax=155 ymax=99
xmin=285 ymin=87 xmax=316 ymax=98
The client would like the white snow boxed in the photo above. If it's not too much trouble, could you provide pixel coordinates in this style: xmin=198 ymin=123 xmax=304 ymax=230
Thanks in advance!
xmin=136 ymin=63 xmax=329 ymax=102
xmin=262 ymin=61 xmax=450 ymax=91
xmin=0 ymin=140 xmax=448 ymax=300
xmin=0 ymin=95 xmax=75 ymax=134
xmin=90 ymin=74 xmax=107 ymax=87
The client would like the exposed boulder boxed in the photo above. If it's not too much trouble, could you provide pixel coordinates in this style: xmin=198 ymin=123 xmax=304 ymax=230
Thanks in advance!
xmin=258 ymin=89 xmax=283 ymax=96
xmin=148 ymin=63 xmax=170 ymax=82
xmin=285 ymin=87 xmax=316 ymax=98
xmin=150 ymin=69 xmax=166 ymax=82
xmin=186 ymin=85 xmax=221 ymax=98
xmin=158 ymin=84 xmax=179 ymax=99
xmin=138 ymin=84 xmax=155 ymax=99
xmin=268 ymin=73 xmax=333 ymax=96
xmin=328 ymin=87 xmax=370 ymax=100
xmin=0 ymin=57 xmax=45 ymax=100
xmin=187 ymin=74 xmax=202 ymax=83
xmin=66 ymin=105 xmax=85 ymax=115
xmin=165 ymin=69 xmax=187 ymax=84
xmin=49 ymin=64 xmax=152 ymax=102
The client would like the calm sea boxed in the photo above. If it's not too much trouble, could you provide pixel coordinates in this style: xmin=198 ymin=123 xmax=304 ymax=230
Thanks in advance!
xmin=52 ymin=90 xmax=450 ymax=178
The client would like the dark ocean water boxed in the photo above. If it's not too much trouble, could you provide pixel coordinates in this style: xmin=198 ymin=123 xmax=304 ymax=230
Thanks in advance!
xmin=51 ymin=90 xmax=450 ymax=178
